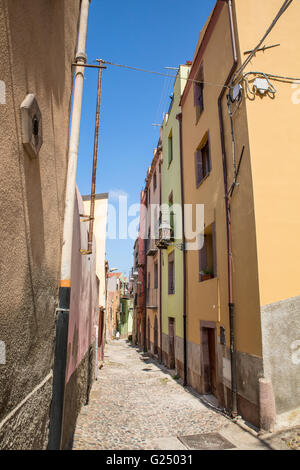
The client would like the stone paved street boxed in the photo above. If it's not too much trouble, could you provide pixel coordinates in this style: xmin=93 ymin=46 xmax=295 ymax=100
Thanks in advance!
xmin=71 ymin=340 xmax=270 ymax=450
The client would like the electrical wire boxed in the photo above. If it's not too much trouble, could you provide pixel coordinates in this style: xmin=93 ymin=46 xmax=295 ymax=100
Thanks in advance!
xmin=243 ymin=71 xmax=300 ymax=84
xmin=100 ymin=59 xmax=229 ymax=89
xmin=232 ymin=0 xmax=294 ymax=83
xmin=161 ymin=72 xmax=174 ymax=122
xmin=154 ymin=73 xmax=170 ymax=126
xmin=243 ymin=72 xmax=277 ymax=98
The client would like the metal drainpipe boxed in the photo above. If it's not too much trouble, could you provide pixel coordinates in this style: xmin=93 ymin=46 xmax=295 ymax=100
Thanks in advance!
xmin=48 ymin=0 xmax=91 ymax=450
xmin=159 ymin=153 xmax=163 ymax=362
xmin=176 ymin=112 xmax=187 ymax=386
xmin=218 ymin=0 xmax=238 ymax=417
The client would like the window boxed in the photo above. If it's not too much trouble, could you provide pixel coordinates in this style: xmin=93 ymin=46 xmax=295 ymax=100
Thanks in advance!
xmin=199 ymin=222 xmax=217 ymax=282
xmin=147 ymin=272 xmax=151 ymax=302
xmin=168 ymin=251 xmax=175 ymax=294
xmin=169 ymin=192 xmax=175 ymax=240
xmin=154 ymin=262 xmax=158 ymax=289
xmin=195 ymin=138 xmax=210 ymax=187
xmin=168 ymin=131 xmax=173 ymax=166
xmin=194 ymin=63 xmax=204 ymax=121
xmin=154 ymin=206 xmax=159 ymax=240
xmin=153 ymin=170 xmax=157 ymax=191
xmin=146 ymin=227 xmax=150 ymax=252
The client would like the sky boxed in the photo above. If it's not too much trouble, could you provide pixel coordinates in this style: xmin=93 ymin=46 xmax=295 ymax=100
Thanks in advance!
xmin=76 ymin=0 xmax=216 ymax=276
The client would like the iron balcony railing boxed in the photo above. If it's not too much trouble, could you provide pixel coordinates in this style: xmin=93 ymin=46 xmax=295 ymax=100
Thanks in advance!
xmin=146 ymin=238 xmax=158 ymax=256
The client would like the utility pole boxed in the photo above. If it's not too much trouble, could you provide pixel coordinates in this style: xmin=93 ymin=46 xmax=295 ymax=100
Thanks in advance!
xmin=81 ymin=59 xmax=104 ymax=255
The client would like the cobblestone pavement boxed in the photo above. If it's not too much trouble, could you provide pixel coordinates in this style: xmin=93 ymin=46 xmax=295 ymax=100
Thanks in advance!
xmin=263 ymin=427 xmax=300 ymax=450
xmin=71 ymin=340 xmax=270 ymax=450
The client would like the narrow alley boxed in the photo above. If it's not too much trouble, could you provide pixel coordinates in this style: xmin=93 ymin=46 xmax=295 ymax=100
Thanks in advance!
xmin=71 ymin=340 xmax=269 ymax=450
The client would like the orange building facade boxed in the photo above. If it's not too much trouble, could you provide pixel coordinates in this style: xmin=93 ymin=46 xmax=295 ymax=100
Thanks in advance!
xmin=180 ymin=0 xmax=300 ymax=430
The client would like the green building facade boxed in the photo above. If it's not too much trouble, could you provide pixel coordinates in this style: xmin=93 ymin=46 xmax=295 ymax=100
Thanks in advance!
xmin=161 ymin=65 xmax=190 ymax=377
xmin=119 ymin=297 xmax=133 ymax=339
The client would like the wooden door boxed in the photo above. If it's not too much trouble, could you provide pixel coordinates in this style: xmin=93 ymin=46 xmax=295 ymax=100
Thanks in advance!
xmin=168 ymin=318 xmax=175 ymax=369
xmin=207 ymin=328 xmax=217 ymax=396
xmin=154 ymin=315 xmax=158 ymax=355
xmin=147 ymin=317 xmax=151 ymax=351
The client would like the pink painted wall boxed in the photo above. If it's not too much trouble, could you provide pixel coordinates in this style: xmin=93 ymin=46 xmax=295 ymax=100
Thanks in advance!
xmin=65 ymin=188 xmax=99 ymax=383
xmin=145 ymin=150 xmax=161 ymax=352
xmin=137 ymin=190 xmax=147 ymax=344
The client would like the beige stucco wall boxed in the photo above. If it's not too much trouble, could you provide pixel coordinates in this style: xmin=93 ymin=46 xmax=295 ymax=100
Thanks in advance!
xmin=83 ymin=194 xmax=109 ymax=309
xmin=234 ymin=0 xmax=300 ymax=307
xmin=0 ymin=0 xmax=80 ymax=449
xmin=234 ymin=0 xmax=300 ymax=418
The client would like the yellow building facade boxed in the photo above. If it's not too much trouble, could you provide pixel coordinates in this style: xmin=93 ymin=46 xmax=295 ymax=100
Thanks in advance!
xmin=181 ymin=0 xmax=300 ymax=430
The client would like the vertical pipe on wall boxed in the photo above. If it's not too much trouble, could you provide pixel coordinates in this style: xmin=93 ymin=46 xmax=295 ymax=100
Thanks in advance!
xmin=60 ymin=0 xmax=90 ymax=282
xmin=176 ymin=111 xmax=187 ymax=386
xmin=218 ymin=0 xmax=238 ymax=417
xmin=48 ymin=0 xmax=91 ymax=450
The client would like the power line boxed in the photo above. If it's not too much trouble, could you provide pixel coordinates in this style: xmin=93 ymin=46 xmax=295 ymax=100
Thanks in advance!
xmin=154 ymin=70 xmax=173 ymax=127
xmin=233 ymin=0 xmax=294 ymax=83
xmin=243 ymin=71 xmax=300 ymax=84
xmin=100 ymin=59 xmax=229 ymax=89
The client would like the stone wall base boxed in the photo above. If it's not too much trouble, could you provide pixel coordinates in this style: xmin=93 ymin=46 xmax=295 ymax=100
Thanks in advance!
xmin=223 ymin=386 xmax=260 ymax=428
xmin=61 ymin=343 xmax=95 ymax=449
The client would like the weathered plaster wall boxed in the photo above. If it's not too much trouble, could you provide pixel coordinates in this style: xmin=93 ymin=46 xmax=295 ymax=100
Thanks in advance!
xmin=61 ymin=189 xmax=99 ymax=448
xmin=83 ymin=194 xmax=108 ymax=309
xmin=234 ymin=0 xmax=300 ymax=307
xmin=234 ymin=0 xmax=300 ymax=423
xmin=0 ymin=0 xmax=80 ymax=449
xmin=145 ymin=150 xmax=161 ymax=356
xmin=137 ymin=190 xmax=147 ymax=348
xmin=261 ymin=296 xmax=300 ymax=417
xmin=65 ymin=189 xmax=99 ymax=383
xmin=107 ymin=273 xmax=121 ymax=339
xmin=62 ymin=344 xmax=95 ymax=450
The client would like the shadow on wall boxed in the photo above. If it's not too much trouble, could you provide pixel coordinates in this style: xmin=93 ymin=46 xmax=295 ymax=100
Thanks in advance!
xmin=7 ymin=0 xmax=68 ymax=105
xmin=23 ymin=154 xmax=45 ymax=266
xmin=61 ymin=189 xmax=99 ymax=449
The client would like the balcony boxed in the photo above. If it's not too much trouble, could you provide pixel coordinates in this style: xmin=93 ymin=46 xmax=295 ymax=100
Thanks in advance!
xmin=146 ymin=238 xmax=158 ymax=256
xmin=156 ymin=222 xmax=173 ymax=250
xmin=146 ymin=288 xmax=158 ymax=309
